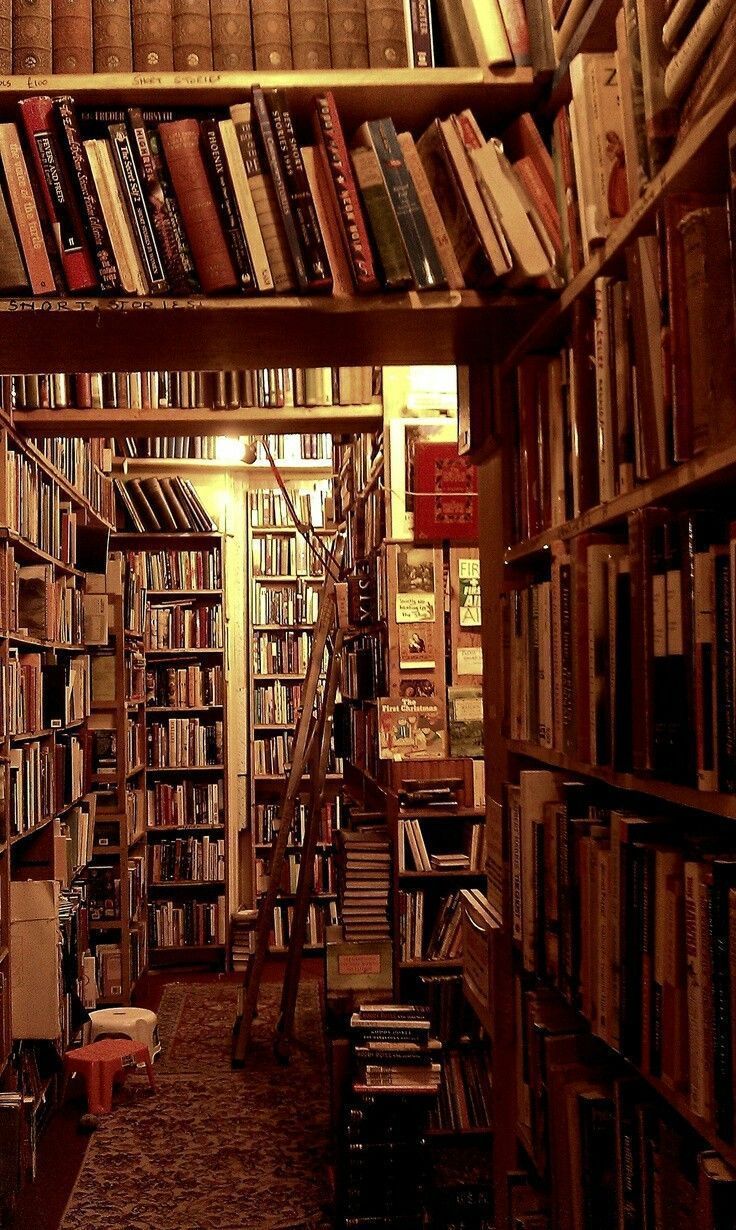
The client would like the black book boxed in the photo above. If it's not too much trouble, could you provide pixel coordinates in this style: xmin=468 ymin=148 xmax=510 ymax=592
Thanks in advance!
xmin=126 ymin=108 xmax=196 ymax=293
xmin=53 ymin=97 xmax=119 ymax=293
xmin=107 ymin=122 xmax=168 ymax=293
xmin=251 ymin=87 xmax=309 ymax=292
xmin=200 ymin=116 xmax=255 ymax=293
xmin=254 ymin=87 xmax=332 ymax=293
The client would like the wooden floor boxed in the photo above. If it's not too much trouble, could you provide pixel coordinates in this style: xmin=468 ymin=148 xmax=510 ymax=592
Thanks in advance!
xmin=10 ymin=959 xmax=322 ymax=1230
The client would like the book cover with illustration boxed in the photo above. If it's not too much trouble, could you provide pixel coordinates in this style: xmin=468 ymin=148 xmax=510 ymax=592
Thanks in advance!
xmin=377 ymin=697 xmax=447 ymax=760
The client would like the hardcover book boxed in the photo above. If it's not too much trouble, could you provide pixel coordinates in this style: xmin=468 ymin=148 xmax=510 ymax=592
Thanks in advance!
xmin=377 ymin=697 xmax=446 ymax=760
xmin=413 ymin=442 xmax=478 ymax=543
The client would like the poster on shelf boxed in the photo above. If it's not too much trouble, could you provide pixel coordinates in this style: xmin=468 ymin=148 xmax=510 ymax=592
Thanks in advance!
xmin=458 ymin=558 xmax=481 ymax=627
xmin=377 ymin=697 xmax=446 ymax=760
xmin=395 ymin=547 xmax=436 ymax=624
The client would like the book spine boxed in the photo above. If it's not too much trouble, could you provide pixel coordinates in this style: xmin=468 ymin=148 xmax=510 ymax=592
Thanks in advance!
xmin=13 ymin=0 xmax=51 ymax=70
xmin=328 ymin=0 xmax=368 ymax=66
xmin=407 ymin=0 xmax=433 ymax=66
xmin=108 ymin=123 xmax=168 ymax=292
xmin=250 ymin=88 xmax=308 ymax=291
xmin=288 ymin=0 xmax=330 ymax=67
xmin=171 ymin=0 xmax=213 ymax=67
xmin=230 ymin=103 xmax=295 ymax=291
xmin=0 ymin=180 xmax=28 ymax=290
xmin=259 ymin=88 xmax=332 ymax=292
xmin=126 ymin=108 xmax=193 ymax=292
xmin=362 ymin=117 xmax=445 ymax=290
xmin=0 ymin=124 xmax=56 ymax=295
xmin=351 ymin=146 xmax=411 ymax=290
xmin=145 ymin=123 xmax=198 ymax=290
xmin=209 ymin=0 xmax=252 ymax=67
xmin=312 ymin=93 xmax=379 ymax=294
xmin=251 ymin=0 xmax=291 ymax=67
xmin=53 ymin=98 xmax=120 ymax=293
xmin=398 ymin=131 xmax=465 ymax=290
xmin=0 ymin=0 xmax=9 ymax=71
xmin=52 ymin=0 xmax=93 ymax=71
xmin=17 ymin=97 xmax=98 ymax=293
xmin=92 ymin=0 xmax=133 ymax=69
xmin=714 ymin=548 xmax=736 ymax=793
xmin=200 ymin=117 xmax=255 ymax=292
xmin=131 ymin=0 xmax=174 ymax=69
xmin=365 ymin=0 xmax=407 ymax=66
xmin=711 ymin=869 xmax=735 ymax=1142
xmin=496 ymin=0 xmax=530 ymax=66
xmin=157 ymin=118 xmax=237 ymax=293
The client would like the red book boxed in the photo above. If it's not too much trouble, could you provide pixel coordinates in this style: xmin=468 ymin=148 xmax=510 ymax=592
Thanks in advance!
xmin=17 ymin=96 xmax=97 ymax=293
xmin=311 ymin=92 xmax=379 ymax=294
xmin=157 ymin=119 xmax=237 ymax=294
xmin=413 ymin=441 xmax=478 ymax=543
xmin=496 ymin=0 xmax=530 ymax=66
xmin=502 ymin=112 xmax=556 ymax=214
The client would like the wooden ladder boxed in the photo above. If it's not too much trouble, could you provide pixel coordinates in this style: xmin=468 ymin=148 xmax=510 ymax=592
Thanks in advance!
xmin=232 ymin=534 xmax=345 ymax=1067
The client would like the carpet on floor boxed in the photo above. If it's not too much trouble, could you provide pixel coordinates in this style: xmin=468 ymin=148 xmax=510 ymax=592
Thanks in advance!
xmin=61 ymin=981 xmax=333 ymax=1230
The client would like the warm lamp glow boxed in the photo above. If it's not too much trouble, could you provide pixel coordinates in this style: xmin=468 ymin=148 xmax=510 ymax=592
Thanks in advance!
xmin=215 ymin=436 xmax=247 ymax=463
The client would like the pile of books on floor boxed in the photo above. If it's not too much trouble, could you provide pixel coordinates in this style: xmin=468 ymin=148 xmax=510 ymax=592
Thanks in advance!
xmin=339 ymin=1003 xmax=441 ymax=1228
xmin=335 ymin=828 xmax=392 ymax=942
xmin=0 ymin=92 xmax=561 ymax=299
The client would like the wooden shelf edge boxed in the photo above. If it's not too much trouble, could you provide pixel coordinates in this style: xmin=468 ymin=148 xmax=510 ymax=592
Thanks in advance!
xmin=505 ymin=436 xmax=736 ymax=562
xmin=16 ymin=405 xmax=383 ymax=438
xmin=508 ymin=740 xmax=736 ymax=819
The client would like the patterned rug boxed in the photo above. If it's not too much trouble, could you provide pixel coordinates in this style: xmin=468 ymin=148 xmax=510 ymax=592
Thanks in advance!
xmin=61 ymin=981 xmax=333 ymax=1230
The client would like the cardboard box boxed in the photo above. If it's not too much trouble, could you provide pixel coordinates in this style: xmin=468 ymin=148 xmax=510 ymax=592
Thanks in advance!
xmin=325 ymin=926 xmax=392 ymax=995
xmin=10 ymin=881 xmax=61 ymax=1040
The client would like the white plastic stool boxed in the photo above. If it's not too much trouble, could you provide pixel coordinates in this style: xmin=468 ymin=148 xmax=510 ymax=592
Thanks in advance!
xmin=88 ymin=1007 xmax=161 ymax=1062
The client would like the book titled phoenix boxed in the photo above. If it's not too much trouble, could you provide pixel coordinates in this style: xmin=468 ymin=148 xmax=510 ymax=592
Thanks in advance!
xmin=377 ymin=696 xmax=446 ymax=760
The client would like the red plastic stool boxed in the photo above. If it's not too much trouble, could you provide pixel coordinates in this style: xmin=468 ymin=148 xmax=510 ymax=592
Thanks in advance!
xmin=63 ymin=1038 xmax=156 ymax=1115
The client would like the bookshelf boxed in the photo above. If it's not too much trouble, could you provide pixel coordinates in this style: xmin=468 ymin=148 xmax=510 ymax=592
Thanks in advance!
xmin=467 ymin=48 xmax=736 ymax=1229
xmin=114 ymin=529 xmax=229 ymax=968
xmin=246 ymin=472 xmax=343 ymax=954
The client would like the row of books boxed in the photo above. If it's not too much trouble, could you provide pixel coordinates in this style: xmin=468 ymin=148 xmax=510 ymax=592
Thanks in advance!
xmin=146 ymin=717 xmax=224 ymax=767
xmin=6 ymin=447 xmax=80 ymax=565
xmin=128 ymin=853 xmax=146 ymax=920
xmin=8 ymin=367 xmax=373 ymax=413
xmin=145 ymin=601 xmax=223 ymax=651
xmin=255 ymin=848 xmax=336 ymax=895
xmin=21 ymin=435 xmax=114 ymax=526
xmin=145 ymin=663 xmax=224 ymax=708
xmin=150 ymin=835 xmax=225 ymax=882
xmin=253 ymin=581 xmax=321 ymax=627
xmin=268 ymin=897 xmax=339 ymax=950
xmin=146 ymin=778 xmax=224 ymax=828
xmin=397 ymin=818 xmax=482 ymax=873
xmin=114 ymin=428 xmax=333 ymax=465
xmin=123 ymin=551 xmax=147 ymax=635
xmin=126 ymin=717 xmax=144 ymax=767
xmin=138 ymin=547 xmax=221 ymax=592
xmin=398 ymin=889 xmax=463 ymax=962
xmin=0 ymin=91 xmax=563 ymax=302
xmin=253 ymin=681 xmax=303 ymax=726
xmin=430 ymin=1047 xmax=492 ymax=1132
xmin=249 ymin=488 xmax=329 ymax=528
xmin=8 ymin=739 xmax=51 ymax=836
xmin=6 ymin=651 xmax=90 ymax=735
xmin=257 ymin=433 xmax=332 ymax=463
xmin=254 ymin=797 xmax=341 ymax=845
xmin=147 ymin=896 xmax=226 ymax=948
xmin=88 ymin=864 xmax=121 ymax=920
xmin=252 ymin=731 xmax=291 ymax=776
xmin=126 ymin=787 xmax=146 ymax=844
xmin=509 ymin=769 xmax=736 ymax=1142
xmin=418 ymin=973 xmax=474 ymax=1045
xmin=0 ymin=0 xmax=544 ymax=77
xmin=334 ymin=828 xmax=391 ymax=942
xmin=251 ymin=535 xmax=324 ymax=579
xmin=252 ymin=630 xmax=313 ymax=677
xmin=14 ymin=567 xmax=86 ymax=647
xmin=510 ymin=195 xmax=736 ymax=541
xmin=115 ymin=477 xmax=217 ymax=533
xmin=93 ymin=944 xmax=123 ymax=1001
xmin=515 ymin=986 xmax=736 ymax=1230
xmin=504 ymin=507 xmax=736 ymax=789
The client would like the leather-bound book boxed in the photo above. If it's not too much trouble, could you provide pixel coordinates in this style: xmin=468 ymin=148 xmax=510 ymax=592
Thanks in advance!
xmin=365 ymin=0 xmax=407 ymax=66
xmin=0 ymin=122 xmax=56 ymax=295
xmin=52 ymin=0 xmax=93 ymax=71
xmin=0 ymin=0 xmax=10 ymax=72
xmin=13 ymin=0 xmax=52 ymax=71
xmin=252 ymin=0 xmax=291 ymax=68
xmin=0 ymin=180 xmax=28 ymax=292
xmin=210 ymin=0 xmax=252 ymax=68
xmin=131 ymin=0 xmax=173 ymax=68
xmin=158 ymin=118 xmax=238 ymax=293
xmin=17 ymin=96 xmax=98 ymax=293
xmin=199 ymin=116 xmax=255 ymax=292
xmin=328 ymin=0 xmax=368 ymax=67
xmin=171 ymin=0 xmax=212 ymax=68
xmin=288 ymin=0 xmax=329 ymax=67
xmin=53 ymin=97 xmax=120 ymax=292
xmin=92 ymin=0 xmax=133 ymax=69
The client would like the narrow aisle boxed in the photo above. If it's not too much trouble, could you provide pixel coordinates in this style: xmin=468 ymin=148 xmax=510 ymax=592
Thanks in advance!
xmin=14 ymin=971 xmax=333 ymax=1230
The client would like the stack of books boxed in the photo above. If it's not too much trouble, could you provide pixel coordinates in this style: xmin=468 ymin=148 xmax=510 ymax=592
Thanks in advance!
xmin=335 ymin=828 xmax=392 ymax=942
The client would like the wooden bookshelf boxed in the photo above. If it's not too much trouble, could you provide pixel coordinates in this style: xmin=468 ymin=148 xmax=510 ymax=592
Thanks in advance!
xmin=15 ymin=405 xmax=384 ymax=438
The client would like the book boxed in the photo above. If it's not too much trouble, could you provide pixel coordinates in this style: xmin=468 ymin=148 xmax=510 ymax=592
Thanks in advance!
xmin=416 ymin=118 xmax=495 ymax=287
xmin=397 ymin=131 xmax=465 ymax=290
xmin=13 ymin=0 xmax=52 ymax=70
xmin=210 ymin=0 xmax=252 ymax=68
xmin=413 ymin=442 xmax=478 ymax=543
xmin=52 ymin=0 xmax=94 ymax=71
xmin=377 ymin=697 xmax=446 ymax=760
xmin=0 ymin=179 xmax=28 ymax=291
xmin=350 ymin=145 xmax=412 ymax=290
xmin=53 ymin=98 xmax=120 ymax=294
xmin=126 ymin=107 xmax=196 ymax=293
xmin=131 ymin=0 xmax=174 ymax=68
xmin=158 ymin=119 xmax=237 ymax=293
xmin=230 ymin=101 xmax=295 ymax=292
xmin=312 ymin=93 xmax=379 ymax=294
xmin=288 ymin=0 xmax=329 ymax=67
xmin=328 ymin=0 xmax=368 ymax=66
xmin=0 ymin=124 xmax=56 ymax=295
xmin=365 ymin=0 xmax=408 ymax=67
xmin=200 ymin=116 xmax=255 ymax=293
xmin=171 ymin=0 xmax=213 ymax=67
xmin=251 ymin=0 xmax=291 ymax=67
xmin=448 ymin=687 xmax=484 ymax=758
xmin=92 ymin=0 xmax=133 ymax=70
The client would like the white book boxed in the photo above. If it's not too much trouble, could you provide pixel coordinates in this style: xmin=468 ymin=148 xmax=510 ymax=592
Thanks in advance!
xmin=219 ymin=117 xmax=274 ymax=292
xmin=569 ymin=53 xmax=627 ymax=254
xmin=85 ymin=139 xmax=146 ymax=296
xmin=664 ymin=0 xmax=731 ymax=102
xmin=469 ymin=139 xmax=553 ymax=281
xmin=461 ymin=0 xmax=513 ymax=66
